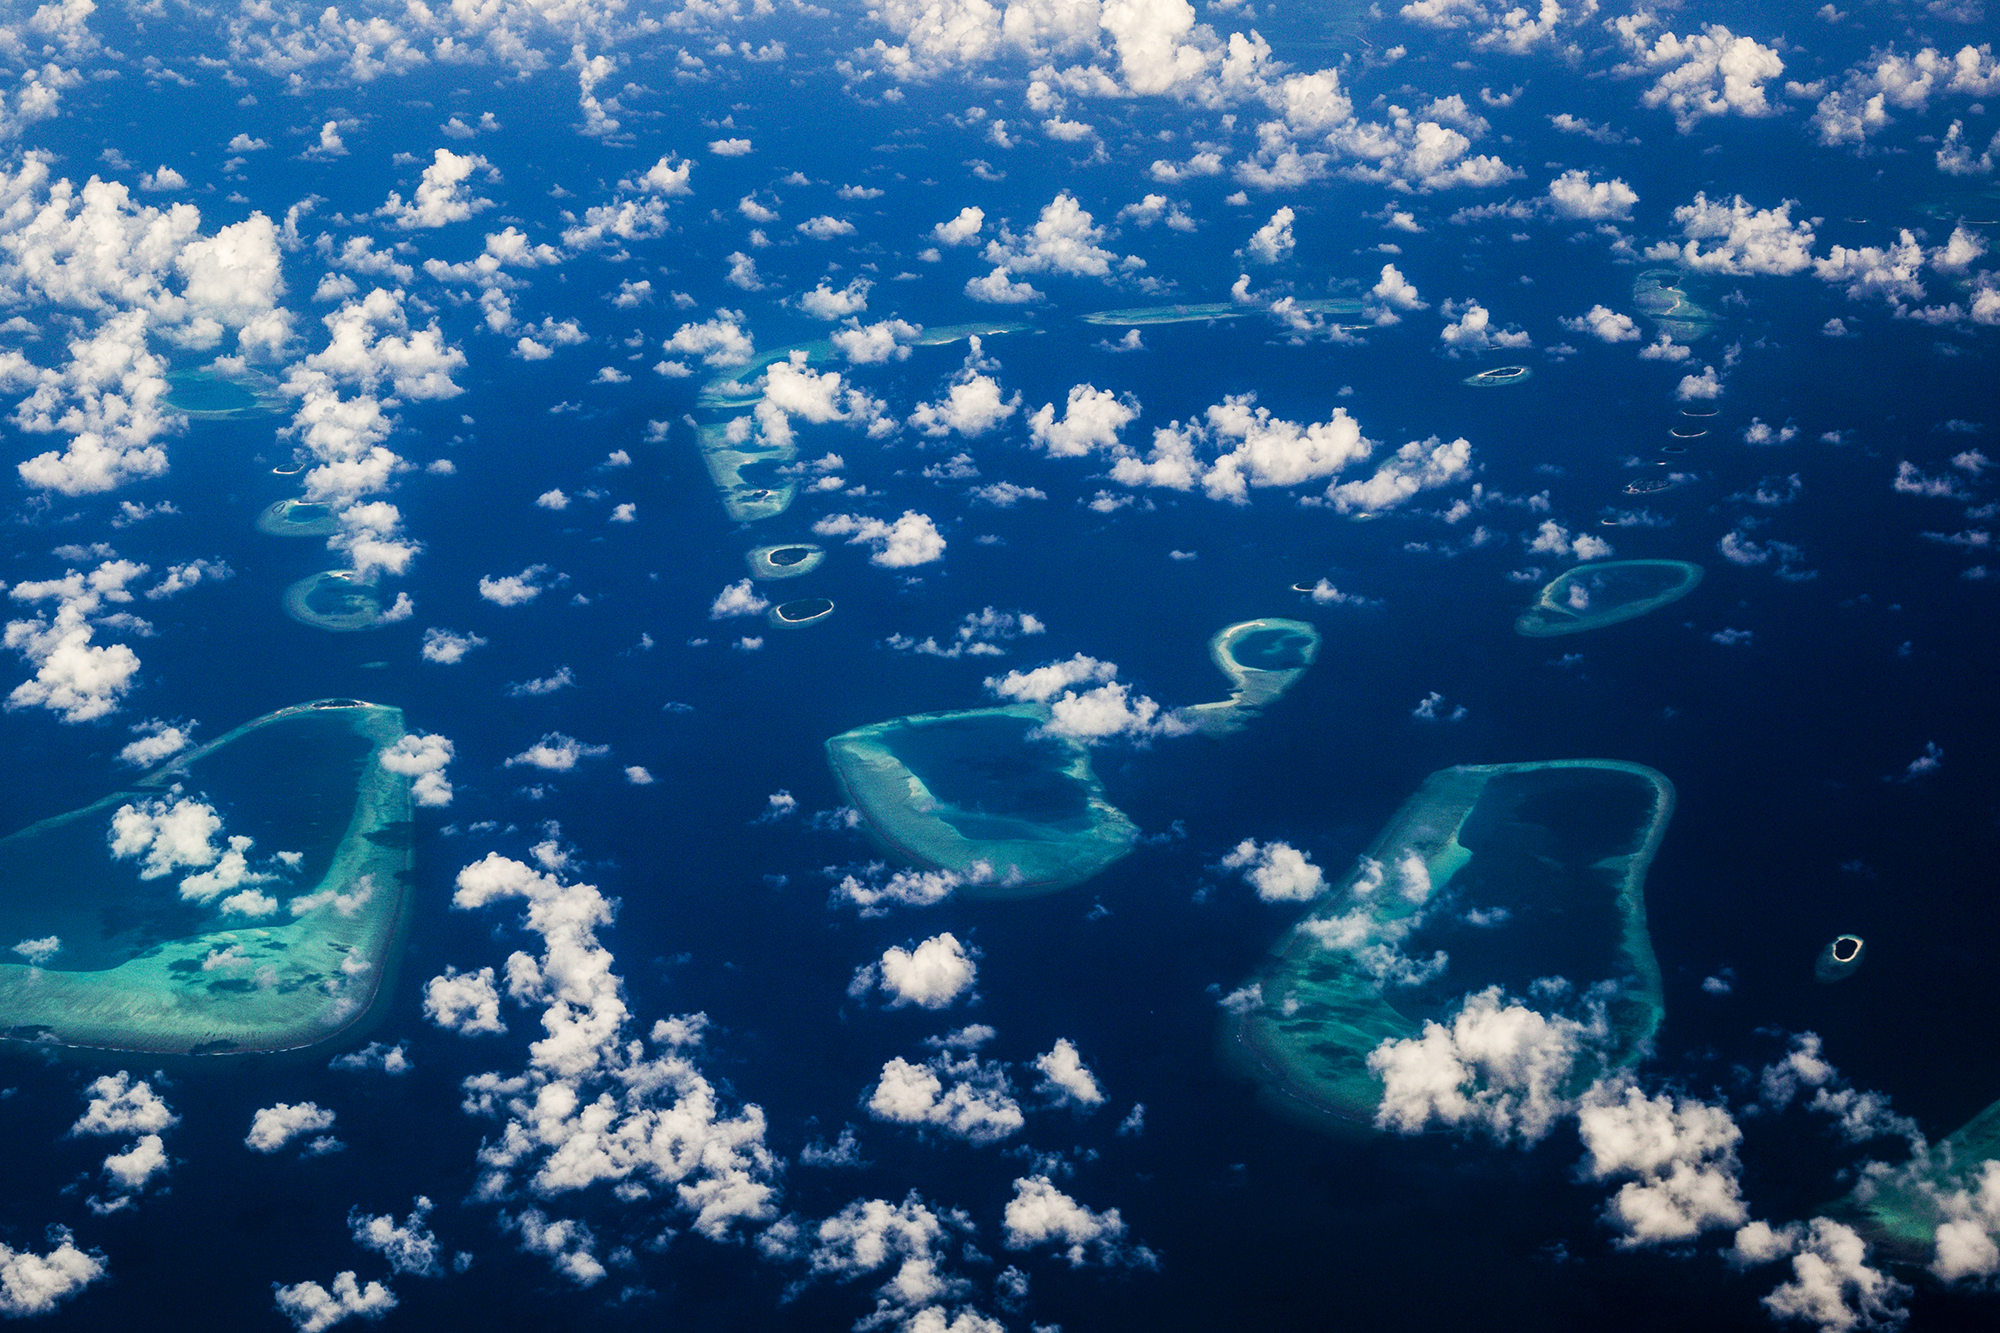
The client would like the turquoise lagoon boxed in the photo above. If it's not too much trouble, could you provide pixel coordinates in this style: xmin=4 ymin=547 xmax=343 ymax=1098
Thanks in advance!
xmin=1229 ymin=761 xmax=1673 ymax=1131
xmin=826 ymin=703 xmax=1138 ymax=898
xmin=284 ymin=571 xmax=393 ymax=631
xmin=0 ymin=701 xmax=412 ymax=1055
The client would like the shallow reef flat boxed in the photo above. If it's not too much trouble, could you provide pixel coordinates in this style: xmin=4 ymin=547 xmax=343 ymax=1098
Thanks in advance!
xmin=1229 ymin=760 xmax=1672 ymax=1133
xmin=1632 ymin=268 xmax=1721 ymax=342
xmin=256 ymin=498 xmax=340 ymax=537
xmin=1834 ymin=1098 xmax=2000 ymax=1265
xmin=283 ymin=570 xmax=393 ymax=631
xmin=0 ymin=701 xmax=412 ymax=1056
xmin=1184 ymin=618 xmax=1322 ymax=736
xmin=1462 ymin=365 xmax=1533 ymax=387
xmin=1516 ymin=560 xmax=1704 ymax=637
xmin=826 ymin=703 xmax=1138 ymax=898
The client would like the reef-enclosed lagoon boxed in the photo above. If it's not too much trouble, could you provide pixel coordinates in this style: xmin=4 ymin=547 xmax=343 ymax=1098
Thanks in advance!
xmin=1229 ymin=761 xmax=1672 ymax=1131
xmin=826 ymin=703 xmax=1138 ymax=898
xmin=1516 ymin=560 xmax=1705 ymax=637
xmin=1185 ymin=618 xmax=1322 ymax=736
xmin=255 ymin=498 xmax=340 ymax=537
xmin=0 ymin=701 xmax=411 ymax=1055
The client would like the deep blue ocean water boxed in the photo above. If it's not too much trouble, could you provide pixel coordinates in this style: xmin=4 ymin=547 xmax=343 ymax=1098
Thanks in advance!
xmin=0 ymin=4 xmax=1996 ymax=1330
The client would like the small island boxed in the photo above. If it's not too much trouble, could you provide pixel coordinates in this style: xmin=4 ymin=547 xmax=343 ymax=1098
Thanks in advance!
xmin=769 ymin=597 xmax=834 ymax=628
xmin=0 ymin=700 xmax=413 ymax=1056
xmin=1079 ymin=297 xmax=1362 ymax=327
xmin=746 ymin=543 xmax=826 ymax=580
xmin=1462 ymin=365 xmax=1532 ymax=387
xmin=1516 ymin=560 xmax=1704 ymax=637
xmin=826 ymin=703 xmax=1138 ymax=898
xmin=256 ymin=498 xmax=340 ymax=537
xmin=1183 ymin=618 xmax=1322 ymax=736
xmin=1814 ymin=934 xmax=1866 ymax=982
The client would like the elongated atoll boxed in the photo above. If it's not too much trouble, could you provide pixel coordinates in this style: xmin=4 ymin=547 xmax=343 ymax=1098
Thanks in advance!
xmin=256 ymin=499 xmax=340 ymax=537
xmin=1463 ymin=365 xmax=1532 ymax=387
xmin=1516 ymin=560 xmax=1704 ymax=637
xmin=1183 ymin=618 xmax=1322 ymax=736
xmin=1227 ymin=760 xmax=1673 ymax=1133
xmin=746 ymin=543 xmax=826 ymax=580
xmin=826 ymin=703 xmax=1138 ymax=898
xmin=0 ymin=700 xmax=412 ymax=1055
xmin=690 ymin=323 xmax=1030 ymax=523
xmin=1079 ymin=297 xmax=1362 ymax=326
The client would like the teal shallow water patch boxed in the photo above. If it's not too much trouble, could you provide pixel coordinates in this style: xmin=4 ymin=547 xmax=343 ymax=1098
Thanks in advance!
xmin=0 ymin=701 xmax=413 ymax=1056
xmin=1516 ymin=560 xmax=1705 ymax=637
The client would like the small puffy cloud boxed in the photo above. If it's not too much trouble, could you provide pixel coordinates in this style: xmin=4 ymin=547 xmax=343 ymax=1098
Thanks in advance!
xmin=796 ymin=278 xmax=872 ymax=320
xmin=814 ymin=511 xmax=946 ymax=567
xmin=965 ymin=268 xmax=1042 ymax=303
xmin=272 ymin=1271 xmax=396 ymax=1333
xmin=664 ymin=310 xmax=754 ymax=367
xmin=328 ymin=1042 xmax=410 ymax=1075
xmin=1244 ymin=207 xmax=1295 ymax=264
xmin=868 ymin=1049 xmax=1023 ymax=1144
xmin=117 ymin=720 xmax=192 ymax=767
xmin=1438 ymin=299 xmax=1531 ymax=354
xmin=981 ymin=193 xmax=1127 ymax=280
xmin=1547 ymin=170 xmax=1638 ymax=220
xmin=350 ymin=1198 xmax=441 ymax=1278
xmin=710 ymin=580 xmax=770 ymax=619
xmin=108 ymin=796 xmax=221 ymax=881
xmin=505 ymin=734 xmax=611 ymax=771
xmin=1326 ymin=435 xmax=1473 ymax=514
xmin=1577 ymin=1078 xmax=1747 ymax=1247
xmin=377 ymin=733 xmax=454 ymax=807
xmin=1027 ymin=385 xmax=1138 ymax=457
xmin=102 ymin=1135 xmax=170 ymax=1191
xmin=379 ymin=149 xmax=494 ymax=229
xmin=855 ymin=933 xmax=978 ymax=1009
xmin=72 ymin=1072 xmax=179 ymax=1137
xmin=797 ymin=216 xmax=856 ymax=241
xmin=1221 ymin=839 xmax=1326 ymax=902
xmin=1002 ymin=1177 xmax=1155 ymax=1268
xmin=831 ymin=864 xmax=975 ymax=914
xmin=423 ymin=965 xmax=505 ymax=1035
xmin=420 ymin=628 xmax=486 ymax=663
xmin=478 ymin=565 xmax=553 ymax=606
xmin=1365 ymin=263 xmax=1427 ymax=325
xmin=1369 ymin=987 xmax=1606 ymax=1144
xmin=0 ymin=1230 xmax=107 ymax=1317
xmin=1743 ymin=1217 xmax=1909 ymax=1332
xmin=245 ymin=1102 xmax=337 ymax=1153
xmin=933 ymin=206 xmax=984 ymax=246
xmin=908 ymin=351 xmax=1021 ymax=437
xmin=1561 ymin=305 xmax=1642 ymax=342
xmin=708 ymin=137 xmax=753 ymax=156
xmin=832 ymin=318 xmax=922 ymax=364
xmin=1676 ymin=366 xmax=1723 ymax=401
xmin=1528 ymin=520 xmax=1613 ymax=561
xmin=1032 ymin=1038 xmax=1105 ymax=1109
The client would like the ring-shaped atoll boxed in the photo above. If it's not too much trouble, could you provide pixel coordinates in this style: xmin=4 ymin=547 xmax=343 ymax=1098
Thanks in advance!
xmin=826 ymin=703 xmax=1139 ymax=899
xmin=283 ymin=571 xmax=396 ymax=632
xmin=1814 ymin=934 xmax=1866 ymax=983
xmin=769 ymin=597 xmax=834 ymax=628
xmin=0 ymin=700 xmax=412 ymax=1055
xmin=1226 ymin=760 xmax=1673 ymax=1133
xmin=1463 ymin=366 xmax=1533 ymax=387
xmin=1516 ymin=560 xmax=1704 ymax=637
xmin=1183 ymin=618 xmax=1322 ymax=736
xmin=747 ymin=543 xmax=826 ymax=580
xmin=256 ymin=498 xmax=340 ymax=537
xmin=1625 ymin=477 xmax=1679 ymax=495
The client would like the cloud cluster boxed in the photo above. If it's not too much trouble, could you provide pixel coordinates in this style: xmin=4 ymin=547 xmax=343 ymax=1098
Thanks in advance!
xmin=813 ymin=511 xmax=946 ymax=567
xmin=1003 ymin=1176 xmax=1156 ymax=1268
xmin=1577 ymin=1079 xmax=1747 ymax=1247
xmin=851 ymin=933 xmax=980 ymax=1009
xmin=377 ymin=732 xmax=454 ymax=806
xmin=448 ymin=850 xmax=780 ymax=1254
xmin=1221 ymin=839 xmax=1326 ymax=902
xmin=868 ymin=1039 xmax=1025 ymax=1144
xmin=986 ymin=653 xmax=1188 ymax=744
xmin=5 ymin=557 xmax=149 ymax=722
